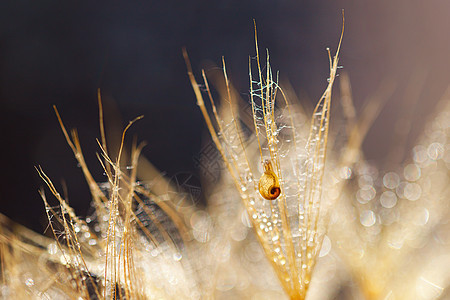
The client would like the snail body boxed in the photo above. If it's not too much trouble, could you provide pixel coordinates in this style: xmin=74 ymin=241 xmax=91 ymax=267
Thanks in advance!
xmin=258 ymin=160 xmax=281 ymax=200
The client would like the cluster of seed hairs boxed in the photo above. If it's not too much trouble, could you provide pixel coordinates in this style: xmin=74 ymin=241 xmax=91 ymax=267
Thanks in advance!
xmin=325 ymin=86 xmax=450 ymax=300
xmin=0 ymin=90 xmax=208 ymax=299
xmin=184 ymin=20 xmax=343 ymax=298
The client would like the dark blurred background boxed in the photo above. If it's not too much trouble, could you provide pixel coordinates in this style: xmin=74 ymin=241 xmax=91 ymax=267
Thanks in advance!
xmin=1 ymin=0 xmax=450 ymax=232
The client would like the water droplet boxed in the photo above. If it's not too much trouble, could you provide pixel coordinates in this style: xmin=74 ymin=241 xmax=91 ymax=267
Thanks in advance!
xmin=47 ymin=243 xmax=58 ymax=255
xmin=215 ymin=270 xmax=237 ymax=292
xmin=413 ymin=145 xmax=428 ymax=163
xmin=319 ymin=235 xmax=331 ymax=257
xmin=60 ymin=254 xmax=70 ymax=265
xmin=173 ymin=252 xmax=182 ymax=261
xmin=396 ymin=181 xmax=408 ymax=198
xmin=383 ymin=172 xmax=400 ymax=189
xmin=360 ymin=210 xmax=376 ymax=227
xmin=339 ymin=166 xmax=352 ymax=179
xmin=25 ymin=278 xmax=34 ymax=287
xmin=428 ymin=143 xmax=444 ymax=160
xmin=358 ymin=175 xmax=374 ymax=188
xmin=404 ymin=183 xmax=422 ymax=201
xmin=357 ymin=185 xmax=376 ymax=204
xmin=380 ymin=191 xmax=397 ymax=208
xmin=404 ymin=164 xmax=421 ymax=181
xmin=190 ymin=210 xmax=211 ymax=231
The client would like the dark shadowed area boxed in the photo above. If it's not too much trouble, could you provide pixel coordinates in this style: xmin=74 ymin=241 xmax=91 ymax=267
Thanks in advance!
xmin=1 ymin=0 xmax=450 ymax=232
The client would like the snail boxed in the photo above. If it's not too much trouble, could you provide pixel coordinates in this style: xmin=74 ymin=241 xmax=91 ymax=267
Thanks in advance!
xmin=258 ymin=159 xmax=281 ymax=200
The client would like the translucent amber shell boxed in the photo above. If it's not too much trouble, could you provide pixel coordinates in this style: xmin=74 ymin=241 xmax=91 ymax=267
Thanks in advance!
xmin=258 ymin=160 xmax=281 ymax=200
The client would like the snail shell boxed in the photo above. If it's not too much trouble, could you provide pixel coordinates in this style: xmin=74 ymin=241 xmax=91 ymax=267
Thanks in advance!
xmin=258 ymin=160 xmax=281 ymax=200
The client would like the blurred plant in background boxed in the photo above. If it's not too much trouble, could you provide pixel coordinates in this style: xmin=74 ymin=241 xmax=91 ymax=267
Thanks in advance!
xmin=326 ymin=87 xmax=450 ymax=300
